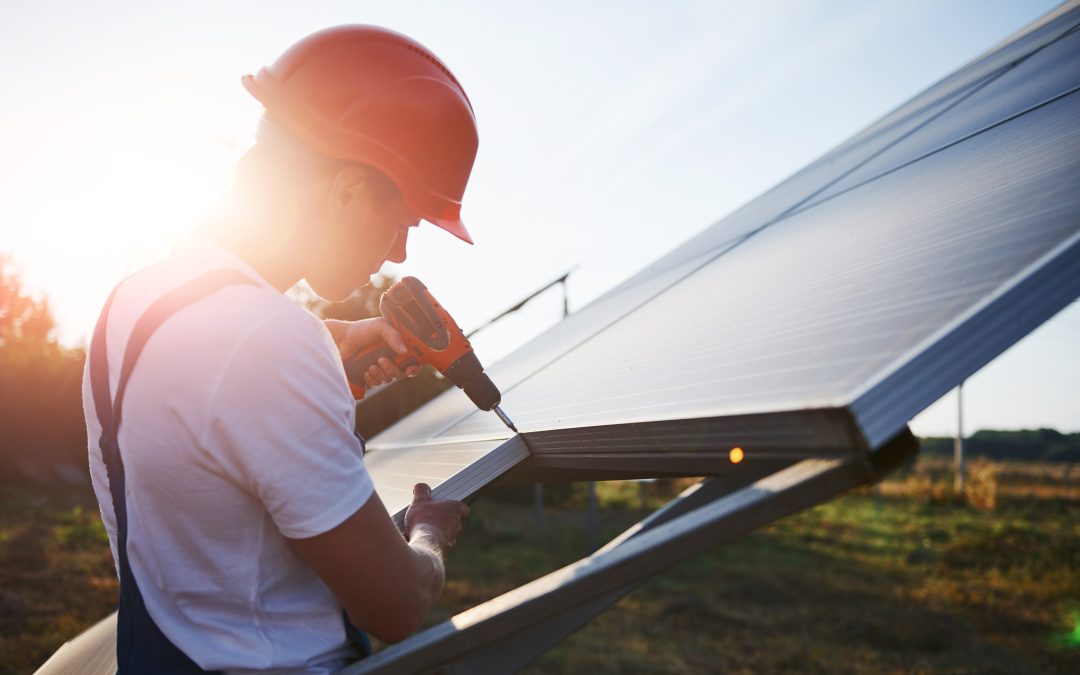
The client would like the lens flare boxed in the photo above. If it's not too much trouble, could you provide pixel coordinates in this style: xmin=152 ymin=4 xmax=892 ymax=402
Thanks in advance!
xmin=1066 ymin=610 xmax=1080 ymax=648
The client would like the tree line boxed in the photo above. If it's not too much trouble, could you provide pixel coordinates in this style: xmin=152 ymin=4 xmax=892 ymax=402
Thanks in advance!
xmin=919 ymin=428 xmax=1080 ymax=463
xmin=0 ymin=255 xmax=86 ymax=484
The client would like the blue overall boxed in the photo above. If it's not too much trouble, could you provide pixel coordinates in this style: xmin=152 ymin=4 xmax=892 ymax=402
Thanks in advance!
xmin=90 ymin=269 xmax=371 ymax=674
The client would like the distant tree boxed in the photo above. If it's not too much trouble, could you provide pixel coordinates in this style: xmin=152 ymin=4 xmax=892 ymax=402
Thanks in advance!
xmin=0 ymin=254 xmax=87 ymax=483
xmin=301 ymin=275 xmax=452 ymax=439
xmin=918 ymin=429 xmax=1080 ymax=463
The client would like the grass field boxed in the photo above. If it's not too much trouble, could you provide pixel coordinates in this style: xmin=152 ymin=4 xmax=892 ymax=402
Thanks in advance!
xmin=3 ymin=458 xmax=1078 ymax=674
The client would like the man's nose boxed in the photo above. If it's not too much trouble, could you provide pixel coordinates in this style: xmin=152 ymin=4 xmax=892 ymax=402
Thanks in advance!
xmin=386 ymin=228 xmax=409 ymax=264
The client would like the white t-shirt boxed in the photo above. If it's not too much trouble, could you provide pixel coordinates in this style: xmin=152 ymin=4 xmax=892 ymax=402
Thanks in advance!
xmin=83 ymin=239 xmax=374 ymax=674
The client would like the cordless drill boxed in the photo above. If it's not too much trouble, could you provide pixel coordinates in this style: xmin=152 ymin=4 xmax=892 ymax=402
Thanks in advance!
xmin=343 ymin=277 xmax=518 ymax=433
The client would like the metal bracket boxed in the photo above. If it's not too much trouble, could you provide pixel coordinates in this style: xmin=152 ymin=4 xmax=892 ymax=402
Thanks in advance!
xmin=341 ymin=429 xmax=917 ymax=674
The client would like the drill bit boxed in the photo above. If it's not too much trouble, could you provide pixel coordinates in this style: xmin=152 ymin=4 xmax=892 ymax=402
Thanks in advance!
xmin=493 ymin=405 xmax=518 ymax=433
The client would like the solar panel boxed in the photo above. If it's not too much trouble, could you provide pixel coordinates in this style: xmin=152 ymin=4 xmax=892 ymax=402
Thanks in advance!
xmin=365 ymin=2 xmax=1080 ymax=516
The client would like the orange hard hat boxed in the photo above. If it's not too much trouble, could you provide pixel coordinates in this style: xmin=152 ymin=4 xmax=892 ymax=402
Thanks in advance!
xmin=243 ymin=25 xmax=478 ymax=244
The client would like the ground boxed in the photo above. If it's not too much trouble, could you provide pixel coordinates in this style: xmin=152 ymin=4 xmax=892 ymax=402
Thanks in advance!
xmin=2 ymin=458 xmax=1078 ymax=674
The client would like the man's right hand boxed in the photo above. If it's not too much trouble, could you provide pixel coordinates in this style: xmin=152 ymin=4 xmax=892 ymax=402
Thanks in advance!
xmin=288 ymin=484 xmax=469 ymax=643
xmin=404 ymin=483 xmax=469 ymax=550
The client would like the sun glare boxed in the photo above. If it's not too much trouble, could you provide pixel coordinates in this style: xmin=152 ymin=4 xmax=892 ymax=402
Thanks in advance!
xmin=4 ymin=108 xmax=245 ymax=343
xmin=37 ymin=147 xmax=228 ymax=295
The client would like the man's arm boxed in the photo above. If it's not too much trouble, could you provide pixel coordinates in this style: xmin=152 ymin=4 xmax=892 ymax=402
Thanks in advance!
xmin=288 ymin=483 xmax=468 ymax=643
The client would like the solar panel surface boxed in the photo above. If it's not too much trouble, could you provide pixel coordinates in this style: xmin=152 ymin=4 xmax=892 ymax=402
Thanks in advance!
xmin=364 ymin=3 xmax=1080 ymax=516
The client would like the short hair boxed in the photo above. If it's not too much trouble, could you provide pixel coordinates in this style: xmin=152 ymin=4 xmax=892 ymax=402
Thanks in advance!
xmin=237 ymin=114 xmax=399 ymax=205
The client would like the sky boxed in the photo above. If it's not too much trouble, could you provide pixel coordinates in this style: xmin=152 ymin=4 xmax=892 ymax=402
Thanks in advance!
xmin=0 ymin=0 xmax=1075 ymax=438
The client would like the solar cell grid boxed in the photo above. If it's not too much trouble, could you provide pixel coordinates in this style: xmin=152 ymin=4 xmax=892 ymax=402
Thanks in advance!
xmin=433 ymin=90 xmax=1079 ymax=443
xmin=807 ymin=24 xmax=1080 ymax=209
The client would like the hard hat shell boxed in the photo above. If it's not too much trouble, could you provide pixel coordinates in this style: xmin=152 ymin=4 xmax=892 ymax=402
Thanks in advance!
xmin=243 ymin=25 xmax=478 ymax=244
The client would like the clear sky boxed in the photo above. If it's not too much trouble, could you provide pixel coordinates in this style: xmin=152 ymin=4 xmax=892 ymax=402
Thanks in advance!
xmin=0 ymin=0 xmax=1075 ymax=438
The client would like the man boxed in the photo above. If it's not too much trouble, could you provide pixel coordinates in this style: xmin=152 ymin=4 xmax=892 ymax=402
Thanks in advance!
xmin=83 ymin=26 xmax=477 ymax=673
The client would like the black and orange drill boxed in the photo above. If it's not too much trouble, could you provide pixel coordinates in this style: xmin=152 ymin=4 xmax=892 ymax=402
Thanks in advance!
xmin=344 ymin=277 xmax=518 ymax=433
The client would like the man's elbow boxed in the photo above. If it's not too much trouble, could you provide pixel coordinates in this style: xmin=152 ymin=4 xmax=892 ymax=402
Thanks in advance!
xmin=368 ymin=616 xmax=420 ymax=645
xmin=347 ymin=589 xmax=429 ymax=644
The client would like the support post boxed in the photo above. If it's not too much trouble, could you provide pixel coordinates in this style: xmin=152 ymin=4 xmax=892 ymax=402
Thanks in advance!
xmin=532 ymin=483 xmax=544 ymax=532
xmin=586 ymin=481 xmax=598 ymax=553
xmin=954 ymin=381 xmax=965 ymax=496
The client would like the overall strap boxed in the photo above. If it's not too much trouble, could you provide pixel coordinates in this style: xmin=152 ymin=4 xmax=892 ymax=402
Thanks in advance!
xmin=89 ymin=269 xmax=258 ymax=675
xmin=91 ymin=269 xmax=258 ymax=538
xmin=90 ymin=281 xmax=124 ymax=453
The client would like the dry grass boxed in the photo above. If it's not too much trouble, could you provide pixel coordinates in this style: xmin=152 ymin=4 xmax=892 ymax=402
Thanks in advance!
xmin=3 ymin=457 xmax=1078 ymax=674
xmin=878 ymin=457 xmax=1080 ymax=504
xmin=435 ymin=475 xmax=1080 ymax=675
xmin=0 ymin=487 xmax=117 ymax=674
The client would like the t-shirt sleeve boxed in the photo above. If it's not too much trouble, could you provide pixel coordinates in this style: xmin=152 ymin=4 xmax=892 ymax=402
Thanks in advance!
xmin=202 ymin=307 xmax=374 ymax=539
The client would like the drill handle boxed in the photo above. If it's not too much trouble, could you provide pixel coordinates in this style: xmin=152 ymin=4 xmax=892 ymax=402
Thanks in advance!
xmin=344 ymin=341 xmax=419 ymax=400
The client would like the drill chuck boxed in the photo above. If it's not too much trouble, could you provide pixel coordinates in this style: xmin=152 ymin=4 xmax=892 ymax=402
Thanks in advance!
xmin=462 ymin=373 xmax=502 ymax=412
xmin=345 ymin=276 xmax=518 ymax=432
xmin=446 ymin=350 xmax=501 ymax=411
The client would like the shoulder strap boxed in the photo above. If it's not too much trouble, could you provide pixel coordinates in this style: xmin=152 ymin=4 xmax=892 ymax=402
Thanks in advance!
xmin=89 ymin=269 xmax=259 ymax=534
xmin=91 ymin=269 xmax=259 ymax=440
xmin=109 ymin=269 xmax=260 ymax=440
xmin=89 ymin=281 xmax=125 ymax=440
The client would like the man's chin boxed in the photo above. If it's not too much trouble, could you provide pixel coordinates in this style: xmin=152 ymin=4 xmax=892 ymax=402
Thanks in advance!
xmin=308 ymin=276 xmax=373 ymax=303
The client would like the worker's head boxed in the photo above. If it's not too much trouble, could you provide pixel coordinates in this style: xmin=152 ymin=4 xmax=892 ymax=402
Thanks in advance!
xmin=239 ymin=25 xmax=478 ymax=298
xmin=234 ymin=115 xmax=419 ymax=300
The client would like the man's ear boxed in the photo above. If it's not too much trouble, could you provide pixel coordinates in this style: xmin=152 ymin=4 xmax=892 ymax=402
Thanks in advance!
xmin=326 ymin=166 xmax=368 ymax=221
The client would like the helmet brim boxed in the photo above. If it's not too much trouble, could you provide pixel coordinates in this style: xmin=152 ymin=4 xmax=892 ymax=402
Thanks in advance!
xmin=427 ymin=216 xmax=474 ymax=245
